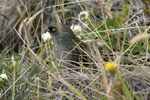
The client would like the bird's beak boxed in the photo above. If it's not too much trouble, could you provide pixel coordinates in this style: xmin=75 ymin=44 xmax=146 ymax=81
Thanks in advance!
xmin=43 ymin=27 xmax=49 ymax=32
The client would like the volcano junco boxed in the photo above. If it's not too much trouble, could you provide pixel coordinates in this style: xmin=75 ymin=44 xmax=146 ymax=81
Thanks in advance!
xmin=46 ymin=22 xmax=93 ymax=71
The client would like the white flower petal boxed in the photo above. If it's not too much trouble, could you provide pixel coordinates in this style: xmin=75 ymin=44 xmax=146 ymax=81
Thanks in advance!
xmin=42 ymin=32 xmax=51 ymax=42
xmin=70 ymin=24 xmax=82 ymax=33
xmin=70 ymin=25 xmax=74 ymax=30
xmin=0 ymin=74 xmax=8 ymax=82
xmin=78 ymin=11 xmax=89 ymax=20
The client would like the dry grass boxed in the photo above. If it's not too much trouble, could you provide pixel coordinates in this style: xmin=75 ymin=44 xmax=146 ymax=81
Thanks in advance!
xmin=0 ymin=0 xmax=150 ymax=100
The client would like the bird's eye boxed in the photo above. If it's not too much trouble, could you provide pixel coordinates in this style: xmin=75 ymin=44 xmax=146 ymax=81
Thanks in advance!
xmin=49 ymin=27 xmax=56 ymax=33
xmin=52 ymin=28 xmax=56 ymax=31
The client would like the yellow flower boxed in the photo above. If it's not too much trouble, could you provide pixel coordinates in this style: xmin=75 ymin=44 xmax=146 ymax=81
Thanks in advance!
xmin=105 ymin=62 xmax=116 ymax=72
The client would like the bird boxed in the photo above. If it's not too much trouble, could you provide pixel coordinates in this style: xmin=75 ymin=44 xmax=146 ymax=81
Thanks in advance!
xmin=45 ymin=22 xmax=93 ymax=71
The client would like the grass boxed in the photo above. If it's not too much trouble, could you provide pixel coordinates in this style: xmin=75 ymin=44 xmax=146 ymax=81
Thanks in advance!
xmin=0 ymin=0 xmax=150 ymax=100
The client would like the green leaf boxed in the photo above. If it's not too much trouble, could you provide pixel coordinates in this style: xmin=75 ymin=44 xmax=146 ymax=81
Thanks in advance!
xmin=0 ymin=57 xmax=5 ymax=65
xmin=122 ymin=3 xmax=130 ymax=16
xmin=15 ymin=78 xmax=25 ymax=85
xmin=107 ymin=19 xmax=116 ymax=28
xmin=92 ymin=9 xmax=98 ymax=16
xmin=116 ymin=69 xmax=134 ymax=100
xmin=28 ymin=66 xmax=38 ymax=77
xmin=143 ymin=9 xmax=150 ymax=15
xmin=145 ymin=0 xmax=150 ymax=2
xmin=0 ymin=65 xmax=4 ymax=74
xmin=65 ymin=12 xmax=72 ymax=17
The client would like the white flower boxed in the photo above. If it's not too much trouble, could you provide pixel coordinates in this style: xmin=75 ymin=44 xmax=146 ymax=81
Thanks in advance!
xmin=0 ymin=74 xmax=8 ymax=82
xmin=78 ymin=11 xmax=89 ymax=20
xmin=70 ymin=25 xmax=74 ymax=30
xmin=70 ymin=24 xmax=82 ymax=33
xmin=42 ymin=32 xmax=51 ymax=42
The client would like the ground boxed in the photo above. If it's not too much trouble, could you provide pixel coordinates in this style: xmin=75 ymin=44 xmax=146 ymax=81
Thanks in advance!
xmin=0 ymin=0 xmax=150 ymax=100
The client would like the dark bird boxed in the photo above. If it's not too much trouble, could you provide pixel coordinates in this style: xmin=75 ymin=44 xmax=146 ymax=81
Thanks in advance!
xmin=46 ymin=22 xmax=93 ymax=71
